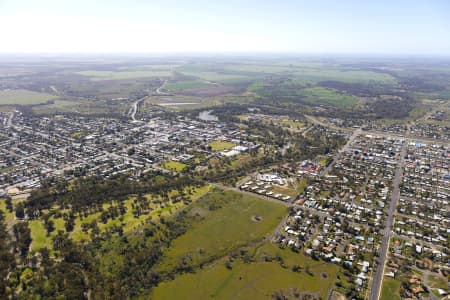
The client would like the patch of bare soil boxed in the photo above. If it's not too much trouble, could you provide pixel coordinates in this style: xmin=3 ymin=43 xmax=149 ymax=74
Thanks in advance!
xmin=189 ymin=206 xmax=208 ymax=217
xmin=329 ymin=290 xmax=347 ymax=300
xmin=251 ymin=215 xmax=263 ymax=222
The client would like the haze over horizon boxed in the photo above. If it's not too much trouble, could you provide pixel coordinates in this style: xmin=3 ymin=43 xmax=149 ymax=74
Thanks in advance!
xmin=0 ymin=0 xmax=449 ymax=56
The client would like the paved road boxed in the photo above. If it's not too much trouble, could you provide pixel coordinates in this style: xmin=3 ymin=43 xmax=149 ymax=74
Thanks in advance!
xmin=304 ymin=115 xmax=353 ymax=132
xmin=305 ymin=114 xmax=448 ymax=144
xmin=155 ymin=80 xmax=169 ymax=95
xmin=368 ymin=141 xmax=407 ymax=300
xmin=321 ymin=128 xmax=361 ymax=176
xmin=129 ymin=96 xmax=147 ymax=122
xmin=5 ymin=111 xmax=14 ymax=127
xmin=301 ymin=125 xmax=314 ymax=137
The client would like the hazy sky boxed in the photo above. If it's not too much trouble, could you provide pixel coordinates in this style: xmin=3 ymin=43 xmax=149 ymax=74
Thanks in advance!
xmin=0 ymin=0 xmax=449 ymax=55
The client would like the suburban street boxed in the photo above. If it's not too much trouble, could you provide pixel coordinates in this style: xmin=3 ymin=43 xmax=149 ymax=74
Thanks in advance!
xmin=321 ymin=128 xmax=361 ymax=175
xmin=369 ymin=141 xmax=407 ymax=300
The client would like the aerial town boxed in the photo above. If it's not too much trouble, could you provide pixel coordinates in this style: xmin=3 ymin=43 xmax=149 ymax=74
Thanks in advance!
xmin=1 ymin=92 xmax=448 ymax=299
xmin=0 ymin=52 xmax=449 ymax=299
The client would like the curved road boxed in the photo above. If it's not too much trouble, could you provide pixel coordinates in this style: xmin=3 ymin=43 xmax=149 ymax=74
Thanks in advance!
xmin=129 ymin=96 xmax=147 ymax=122
xmin=129 ymin=80 xmax=170 ymax=122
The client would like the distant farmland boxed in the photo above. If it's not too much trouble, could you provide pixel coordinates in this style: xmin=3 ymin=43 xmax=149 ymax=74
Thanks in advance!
xmin=0 ymin=89 xmax=58 ymax=105
xmin=77 ymin=69 xmax=172 ymax=81
xmin=164 ymin=80 xmax=214 ymax=91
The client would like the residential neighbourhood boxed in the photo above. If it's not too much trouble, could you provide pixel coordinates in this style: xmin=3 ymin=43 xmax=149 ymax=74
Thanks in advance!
xmin=0 ymin=108 xmax=258 ymax=195
xmin=1 ymin=104 xmax=448 ymax=300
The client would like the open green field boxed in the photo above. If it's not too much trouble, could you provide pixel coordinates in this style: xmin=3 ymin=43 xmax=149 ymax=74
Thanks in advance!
xmin=293 ymin=68 xmax=396 ymax=84
xmin=177 ymin=63 xmax=396 ymax=85
xmin=153 ymin=242 xmax=338 ymax=300
xmin=77 ymin=70 xmax=172 ymax=81
xmin=32 ymin=99 xmax=81 ymax=113
xmin=161 ymin=160 xmax=188 ymax=172
xmin=177 ymin=71 xmax=254 ymax=84
xmin=299 ymin=87 xmax=360 ymax=109
xmin=249 ymin=81 xmax=361 ymax=109
xmin=279 ymin=120 xmax=305 ymax=129
xmin=0 ymin=89 xmax=58 ymax=105
xmin=156 ymin=190 xmax=287 ymax=273
xmin=209 ymin=140 xmax=236 ymax=151
xmin=153 ymin=260 xmax=336 ymax=300
xmin=144 ymin=93 xmax=252 ymax=111
xmin=28 ymin=216 xmax=66 ymax=252
xmin=29 ymin=220 xmax=49 ymax=251
xmin=33 ymin=99 xmax=127 ymax=115
xmin=380 ymin=277 xmax=401 ymax=300
xmin=222 ymin=63 xmax=296 ymax=74
xmin=164 ymin=80 xmax=215 ymax=91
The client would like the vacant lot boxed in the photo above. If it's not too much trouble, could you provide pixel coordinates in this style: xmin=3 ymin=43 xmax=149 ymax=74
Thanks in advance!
xmin=209 ymin=141 xmax=236 ymax=151
xmin=156 ymin=190 xmax=286 ymax=273
xmin=153 ymin=242 xmax=339 ymax=300
xmin=380 ymin=277 xmax=401 ymax=300
xmin=0 ymin=89 xmax=58 ymax=105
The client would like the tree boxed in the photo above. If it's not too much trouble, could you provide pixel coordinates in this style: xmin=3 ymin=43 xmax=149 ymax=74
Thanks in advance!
xmin=13 ymin=222 xmax=31 ymax=257
xmin=5 ymin=197 xmax=12 ymax=212
xmin=0 ymin=212 xmax=15 ymax=296
xmin=64 ymin=217 xmax=75 ymax=232
xmin=15 ymin=202 xmax=25 ymax=219
xmin=45 ymin=219 xmax=55 ymax=235
xmin=52 ymin=231 xmax=72 ymax=252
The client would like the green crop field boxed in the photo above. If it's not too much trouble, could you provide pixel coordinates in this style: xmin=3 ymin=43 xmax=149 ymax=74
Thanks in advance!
xmin=178 ymin=71 xmax=254 ymax=84
xmin=209 ymin=140 xmax=236 ymax=151
xmin=164 ymin=80 xmax=215 ymax=91
xmin=155 ymin=190 xmax=286 ymax=273
xmin=380 ymin=277 xmax=401 ymax=300
xmin=177 ymin=63 xmax=396 ymax=85
xmin=153 ymin=242 xmax=339 ymax=300
xmin=292 ymin=68 xmax=396 ymax=84
xmin=299 ymin=87 xmax=360 ymax=109
xmin=222 ymin=63 xmax=296 ymax=74
xmin=0 ymin=89 xmax=58 ymax=105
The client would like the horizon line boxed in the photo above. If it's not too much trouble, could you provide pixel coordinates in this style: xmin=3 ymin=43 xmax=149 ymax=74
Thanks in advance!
xmin=0 ymin=51 xmax=449 ymax=59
